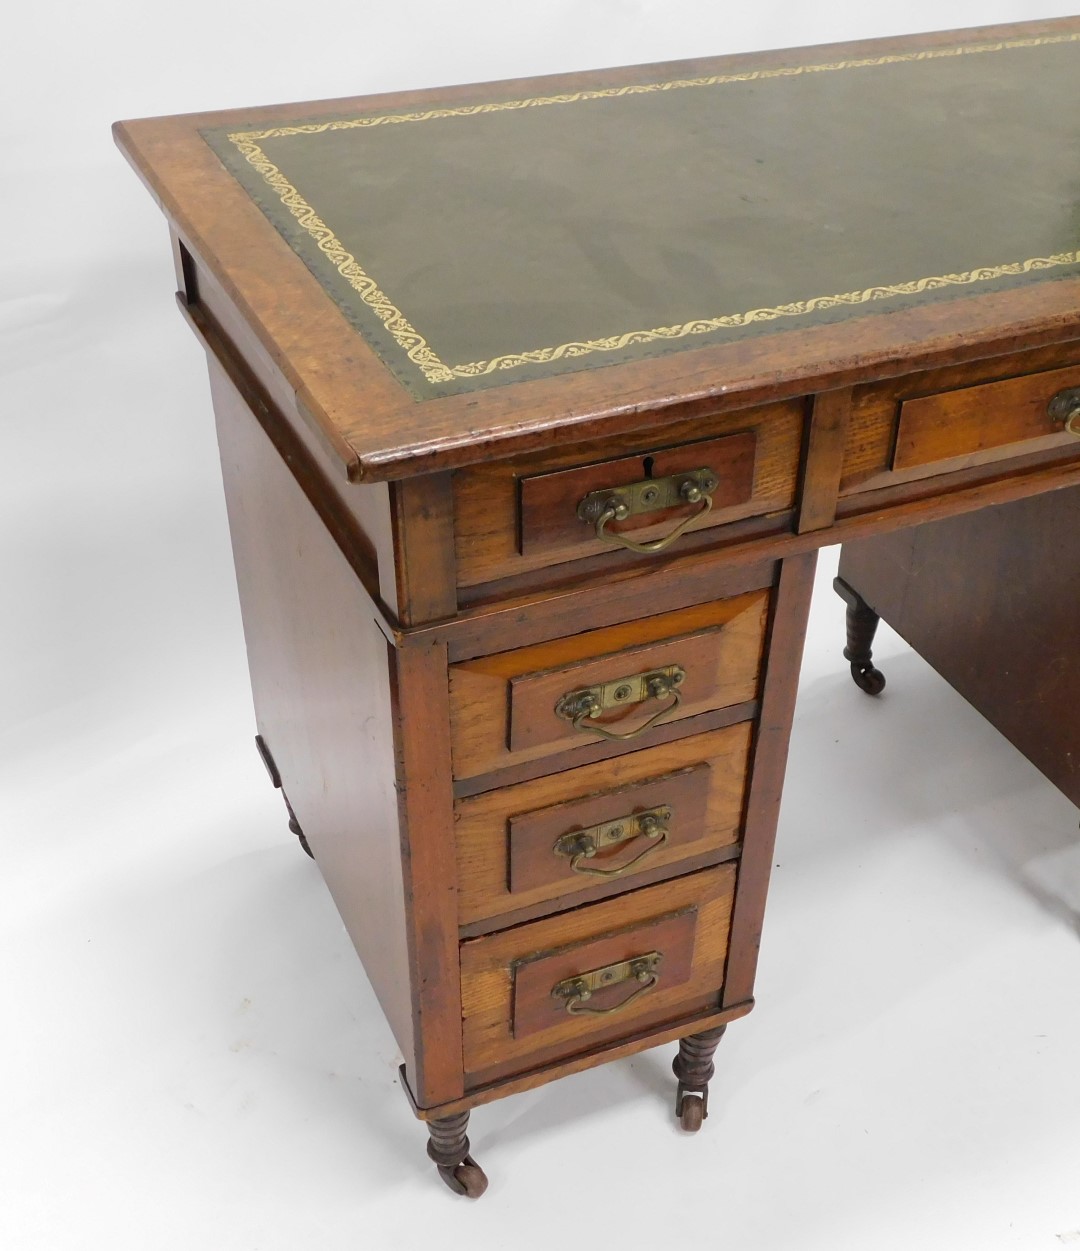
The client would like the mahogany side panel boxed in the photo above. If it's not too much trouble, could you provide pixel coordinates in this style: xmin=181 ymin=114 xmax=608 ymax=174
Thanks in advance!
xmin=837 ymin=487 xmax=1080 ymax=807
xmin=207 ymin=354 xmax=417 ymax=1074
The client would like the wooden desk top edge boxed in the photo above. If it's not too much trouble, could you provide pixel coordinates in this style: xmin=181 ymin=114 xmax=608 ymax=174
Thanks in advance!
xmin=115 ymin=15 xmax=1080 ymax=483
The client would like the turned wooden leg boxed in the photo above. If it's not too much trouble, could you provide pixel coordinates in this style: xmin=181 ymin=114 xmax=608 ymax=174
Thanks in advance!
xmin=833 ymin=577 xmax=886 ymax=695
xmin=255 ymin=734 xmax=314 ymax=857
xmin=426 ymin=1111 xmax=489 ymax=1198
xmin=672 ymin=1025 xmax=726 ymax=1132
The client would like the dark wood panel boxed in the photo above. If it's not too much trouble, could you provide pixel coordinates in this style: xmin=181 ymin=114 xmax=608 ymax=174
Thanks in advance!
xmin=838 ymin=487 xmax=1080 ymax=807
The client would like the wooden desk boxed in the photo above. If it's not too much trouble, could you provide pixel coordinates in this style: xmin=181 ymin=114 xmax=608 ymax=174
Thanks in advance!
xmin=115 ymin=16 xmax=1080 ymax=1197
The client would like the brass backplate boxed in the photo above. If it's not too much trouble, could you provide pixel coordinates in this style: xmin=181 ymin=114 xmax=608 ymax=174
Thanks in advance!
xmin=552 ymin=951 xmax=664 ymax=1001
xmin=553 ymin=806 xmax=671 ymax=860
xmin=555 ymin=665 xmax=685 ymax=723
xmin=577 ymin=468 xmax=718 ymax=526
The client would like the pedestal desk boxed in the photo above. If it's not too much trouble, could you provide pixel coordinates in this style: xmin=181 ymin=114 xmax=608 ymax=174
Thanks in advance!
xmin=115 ymin=16 xmax=1080 ymax=1197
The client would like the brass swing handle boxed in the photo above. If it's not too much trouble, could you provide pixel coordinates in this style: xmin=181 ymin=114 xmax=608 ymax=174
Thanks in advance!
xmin=577 ymin=469 xmax=718 ymax=554
xmin=1049 ymin=388 xmax=1080 ymax=437
xmin=553 ymin=806 xmax=671 ymax=879
xmin=552 ymin=952 xmax=663 ymax=1017
xmin=554 ymin=666 xmax=685 ymax=742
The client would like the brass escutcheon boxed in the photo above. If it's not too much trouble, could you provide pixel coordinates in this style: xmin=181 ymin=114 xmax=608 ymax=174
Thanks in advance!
xmin=553 ymin=806 xmax=672 ymax=879
xmin=552 ymin=951 xmax=664 ymax=1016
xmin=577 ymin=468 xmax=718 ymax=554
xmin=554 ymin=665 xmax=685 ymax=742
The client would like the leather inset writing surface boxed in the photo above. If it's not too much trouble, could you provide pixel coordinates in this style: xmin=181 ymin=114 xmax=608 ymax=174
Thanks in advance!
xmin=204 ymin=33 xmax=1080 ymax=399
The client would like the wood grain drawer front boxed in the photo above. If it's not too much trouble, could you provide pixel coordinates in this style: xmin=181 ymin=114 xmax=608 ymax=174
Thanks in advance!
xmin=519 ymin=431 xmax=757 ymax=559
xmin=454 ymin=399 xmax=804 ymax=588
xmin=449 ymin=591 xmax=768 ymax=780
xmin=893 ymin=364 xmax=1080 ymax=473
xmin=455 ymin=724 xmax=752 ymax=927
xmin=460 ymin=865 xmax=736 ymax=1083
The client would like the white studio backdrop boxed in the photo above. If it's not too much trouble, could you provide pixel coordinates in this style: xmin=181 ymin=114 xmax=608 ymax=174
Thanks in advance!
xmin=4 ymin=2 xmax=1080 ymax=1249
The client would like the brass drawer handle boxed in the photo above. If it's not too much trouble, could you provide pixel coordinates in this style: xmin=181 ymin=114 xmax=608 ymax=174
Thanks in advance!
xmin=578 ymin=469 xmax=718 ymax=554
xmin=552 ymin=952 xmax=663 ymax=1017
xmin=1049 ymin=388 xmax=1080 ymax=437
xmin=554 ymin=666 xmax=685 ymax=741
xmin=554 ymin=806 xmax=671 ymax=879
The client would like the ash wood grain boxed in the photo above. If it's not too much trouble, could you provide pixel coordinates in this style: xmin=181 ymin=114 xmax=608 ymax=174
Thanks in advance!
xmin=723 ymin=551 xmax=818 ymax=1008
xmin=460 ymin=865 xmax=736 ymax=1082
xmin=893 ymin=362 xmax=1080 ymax=471
xmin=449 ymin=592 xmax=767 ymax=779
xmin=116 ymin=17 xmax=1080 ymax=483
xmin=457 ymin=399 xmax=801 ymax=586
xmin=455 ymin=723 xmax=752 ymax=926
xmin=798 ymin=388 xmax=852 ymax=533
xmin=841 ymin=338 xmax=1080 ymax=494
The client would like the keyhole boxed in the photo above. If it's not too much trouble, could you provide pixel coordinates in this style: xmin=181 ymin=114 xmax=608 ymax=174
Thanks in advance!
xmin=642 ymin=455 xmax=655 ymax=478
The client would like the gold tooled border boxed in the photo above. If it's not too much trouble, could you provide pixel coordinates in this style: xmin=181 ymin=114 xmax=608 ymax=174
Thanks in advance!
xmin=226 ymin=32 xmax=1080 ymax=386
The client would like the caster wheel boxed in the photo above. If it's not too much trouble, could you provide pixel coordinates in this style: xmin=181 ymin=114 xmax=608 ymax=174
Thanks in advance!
xmin=679 ymin=1094 xmax=705 ymax=1133
xmin=850 ymin=661 xmax=886 ymax=696
xmin=437 ymin=1156 xmax=488 ymax=1198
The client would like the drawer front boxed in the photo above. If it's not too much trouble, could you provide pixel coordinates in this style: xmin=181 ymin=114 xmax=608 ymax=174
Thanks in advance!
xmin=840 ymin=348 xmax=1080 ymax=500
xmin=455 ymin=724 xmax=752 ymax=926
xmin=519 ymin=431 xmax=757 ymax=558
xmin=449 ymin=590 xmax=768 ymax=780
xmin=454 ymin=399 xmax=804 ymax=589
xmin=460 ymin=865 xmax=736 ymax=1084
xmin=893 ymin=364 xmax=1080 ymax=472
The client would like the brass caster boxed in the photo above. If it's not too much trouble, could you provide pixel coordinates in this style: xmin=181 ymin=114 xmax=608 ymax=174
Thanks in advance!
xmin=850 ymin=660 xmax=886 ymax=696
xmin=437 ymin=1156 xmax=488 ymax=1198
xmin=679 ymin=1094 xmax=705 ymax=1133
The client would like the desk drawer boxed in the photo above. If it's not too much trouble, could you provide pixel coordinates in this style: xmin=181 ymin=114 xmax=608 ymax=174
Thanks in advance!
xmin=449 ymin=591 xmax=768 ymax=781
xmin=455 ymin=724 xmax=752 ymax=927
xmin=841 ymin=348 xmax=1080 ymax=499
xmin=454 ymin=399 xmax=804 ymax=590
xmin=460 ymin=864 xmax=736 ymax=1085
xmin=893 ymin=363 xmax=1080 ymax=472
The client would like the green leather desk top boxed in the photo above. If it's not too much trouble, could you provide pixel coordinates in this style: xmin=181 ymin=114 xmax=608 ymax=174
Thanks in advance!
xmin=203 ymin=30 xmax=1080 ymax=400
